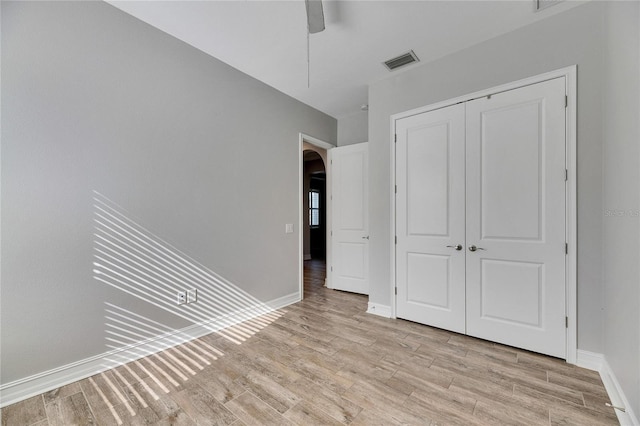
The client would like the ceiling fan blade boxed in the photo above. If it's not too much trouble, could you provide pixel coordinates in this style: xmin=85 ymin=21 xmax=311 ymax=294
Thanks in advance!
xmin=305 ymin=0 xmax=325 ymax=34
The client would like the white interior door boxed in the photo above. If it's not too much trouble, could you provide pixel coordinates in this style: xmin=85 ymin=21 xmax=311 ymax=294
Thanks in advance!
xmin=395 ymin=104 xmax=466 ymax=333
xmin=330 ymin=143 xmax=369 ymax=295
xmin=465 ymin=78 xmax=567 ymax=358
xmin=394 ymin=77 xmax=567 ymax=358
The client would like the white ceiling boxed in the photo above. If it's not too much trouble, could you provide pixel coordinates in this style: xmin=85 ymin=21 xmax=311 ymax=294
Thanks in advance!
xmin=108 ymin=0 xmax=584 ymax=119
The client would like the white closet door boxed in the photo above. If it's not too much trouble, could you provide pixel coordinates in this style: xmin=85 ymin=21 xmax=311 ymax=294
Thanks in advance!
xmin=330 ymin=143 xmax=369 ymax=295
xmin=465 ymin=78 xmax=567 ymax=358
xmin=396 ymin=104 xmax=466 ymax=333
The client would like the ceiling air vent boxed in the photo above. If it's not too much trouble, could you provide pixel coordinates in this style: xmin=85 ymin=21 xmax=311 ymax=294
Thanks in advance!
xmin=384 ymin=50 xmax=420 ymax=71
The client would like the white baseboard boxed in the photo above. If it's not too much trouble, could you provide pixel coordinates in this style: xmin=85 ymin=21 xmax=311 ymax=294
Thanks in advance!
xmin=599 ymin=357 xmax=639 ymax=425
xmin=576 ymin=350 xmax=639 ymax=425
xmin=576 ymin=349 xmax=605 ymax=372
xmin=0 ymin=291 xmax=300 ymax=408
xmin=303 ymin=254 xmax=312 ymax=260
xmin=366 ymin=302 xmax=392 ymax=318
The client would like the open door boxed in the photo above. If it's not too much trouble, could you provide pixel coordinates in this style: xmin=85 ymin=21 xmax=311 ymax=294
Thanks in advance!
xmin=329 ymin=142 xmax=369 ymax=295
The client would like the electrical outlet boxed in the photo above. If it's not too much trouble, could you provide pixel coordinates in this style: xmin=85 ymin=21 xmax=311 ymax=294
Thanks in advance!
xmin=177 ymin=291 xmax=187 ymax=305
xmin=187 ymin=288 xmax=198 ymax=304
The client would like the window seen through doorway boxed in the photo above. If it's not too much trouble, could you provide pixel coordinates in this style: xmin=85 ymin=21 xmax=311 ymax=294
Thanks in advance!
xmin=309 ymin=189 xmax=320 ymax=228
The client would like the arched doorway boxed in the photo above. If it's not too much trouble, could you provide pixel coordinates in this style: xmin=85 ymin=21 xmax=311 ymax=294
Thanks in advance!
xmin=303 ymin=149 xmax=326 ymax=297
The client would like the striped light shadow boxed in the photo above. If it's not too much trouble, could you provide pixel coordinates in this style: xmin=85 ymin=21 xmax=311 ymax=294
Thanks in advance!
xmin=211 ymin=329 xmax=245 ymax=345
xmin=160 ymin=346 xmax=200 ymax=375
xmin=149 ymin=352 xmax=189 ymax=382
xmin=104 ymin=323 xmax=201 ymax=374
xmin=93 ymin=191 xmax=287 ymax=345
xmin=175 ymin=341 xmax=212 ymax=365
xmin=110 ymin=367 xmax=149 ymax=408
xmin=88 ymin=376 xmax=123 ymax=425
xmin=134 ymin=354 xmax=181 ymax=389
xmin=102 ymin=309 xmax=220 ymax=385
xmin=101 ymin=372 xmax=136 ymax=417
xmin=245 ymin=311 xmax=286 ymax=329
xmin=130 ymin=360 xmax=170 ymax=395
xmin=93 ymin=191 xmax=289 ymax=418
xmin=105 ymin=337 xmax=186 ymax=385
xmin=93 ymin=191 xmax=276 ymax=319
xmin=105 ymin=304 xmax=213 ymax=365
xmin=187 ymin=339 xmax=224 ymax=358
xmin=104 ymin=330 xmax=199 ymax=376
xmin=103 ymin=355 xmax=164 ymax=399
xmin=212 ymin=320 xmax=253 ymax=340
xmin=104 ymin=304 xmax=213 ymax=370
xmin=222 ymin=322 xmax=259 ymax=339
xmin=104 ymin=337 xmax=182 ymax=388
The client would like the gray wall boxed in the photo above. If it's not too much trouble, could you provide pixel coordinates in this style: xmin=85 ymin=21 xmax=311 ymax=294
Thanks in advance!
xmin=337 ymin=111 xmax=368 ymax=146
xmin=368 ymin=1 xmax=639 ymax=416
xmin=602 ymin=1 xmax=640 ymax=416
xmin=1 ymin=1 xmax=336 ymax=384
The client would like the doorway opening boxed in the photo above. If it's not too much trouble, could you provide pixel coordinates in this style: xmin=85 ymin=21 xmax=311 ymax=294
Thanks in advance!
xmin=303 ymin=149 xmax=326 ymax=298
xmin=298 ymin=134 xmax=333 ymax=300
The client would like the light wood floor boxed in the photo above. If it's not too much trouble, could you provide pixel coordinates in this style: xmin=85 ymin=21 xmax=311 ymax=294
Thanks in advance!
xmin=2 ymin=259 xmax=618 ymax=425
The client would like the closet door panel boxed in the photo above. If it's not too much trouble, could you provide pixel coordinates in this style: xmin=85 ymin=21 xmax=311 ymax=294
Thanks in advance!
xmin=395 ymin=104 xmax=466 ymax=333
xmin=465 ymin=77 xmax=567 ymax=358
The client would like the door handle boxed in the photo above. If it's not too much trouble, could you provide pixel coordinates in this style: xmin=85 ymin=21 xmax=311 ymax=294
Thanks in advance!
xmin=468 ymin=245 xmax=485 ymax=252
xmin=362 ymin=236 xmax=369 ymax=240
xmin=446 ymin=244 xmax=463 ymax=251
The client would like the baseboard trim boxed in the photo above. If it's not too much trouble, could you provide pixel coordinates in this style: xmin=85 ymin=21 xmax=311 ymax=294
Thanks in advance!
xmin=366 ymin=302 xmax=392 ymax=318
xmin=575 ymin=349 xmax=604 ymax=371
xmin=0 ymin=291 xmax=300 ymax=408
xmin=303 ymin=254 xmax=312 ymax=261
xmin=576 ymin=350 xmax=639 ymax=425
xmin=599 ymin=357 xmax=639 ymax=425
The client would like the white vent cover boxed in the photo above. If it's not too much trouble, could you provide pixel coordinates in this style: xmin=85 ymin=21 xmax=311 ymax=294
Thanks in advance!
xmin=383 ymin=50 xmax=420 ymax=71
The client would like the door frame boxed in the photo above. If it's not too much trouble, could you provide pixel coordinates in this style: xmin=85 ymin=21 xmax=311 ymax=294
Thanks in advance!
xmin=298 ymin=133 xmax=334 ymax=300
xmin=389 ymin=66 xmax=578 ymax=363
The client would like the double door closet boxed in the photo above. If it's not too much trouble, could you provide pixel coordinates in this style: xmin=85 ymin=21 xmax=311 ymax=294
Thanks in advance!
xmin=394 ymin=74 xmax=572 ymax=359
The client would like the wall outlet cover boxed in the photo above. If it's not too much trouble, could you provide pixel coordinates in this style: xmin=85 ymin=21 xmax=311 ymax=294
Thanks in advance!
xmin=187 ymin=289 xmax=198 ymax=303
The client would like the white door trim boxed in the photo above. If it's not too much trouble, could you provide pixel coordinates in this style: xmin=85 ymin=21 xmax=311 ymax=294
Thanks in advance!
xmin=389 ymin=66 xmax=578 ymax=364
xmin=299 ymin=133 xmax=335 ymax=300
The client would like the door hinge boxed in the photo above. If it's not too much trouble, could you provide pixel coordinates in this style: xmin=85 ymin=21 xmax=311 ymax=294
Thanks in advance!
xmin=565 ymin=243 xmax=568 ymax=254
xmin=395 ymin=287 xmax=397 ymax=295
xmin=331 ymin=266 xmax=333 ymax=272
xmin=394 ymin=134 xmax=397 ymax=143
xmin=395 ymin=185 xmax=397 ymax=194
xmin=565 ymin=169 xmax=568 ymax=181
xmin=395 ymin=236 xmax=398 ymax=244
xmin=565 ymin=316 xmax=569 ymax=328
xmin=565 ymin=95 xmax=568 ymax=108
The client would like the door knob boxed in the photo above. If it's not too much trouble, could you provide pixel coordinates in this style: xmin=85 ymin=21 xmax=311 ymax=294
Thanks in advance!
xmin=468 ymin=245 xmax=485 ymax=252
xmin=362 ymin=236 xmax=369 ymax=240
xmin=446 ymin=244 xmax=463 ymax=251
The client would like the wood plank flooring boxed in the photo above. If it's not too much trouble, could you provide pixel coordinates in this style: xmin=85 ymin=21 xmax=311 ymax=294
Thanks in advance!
xmin=2 ymin=259 xmax=618 ymax=425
